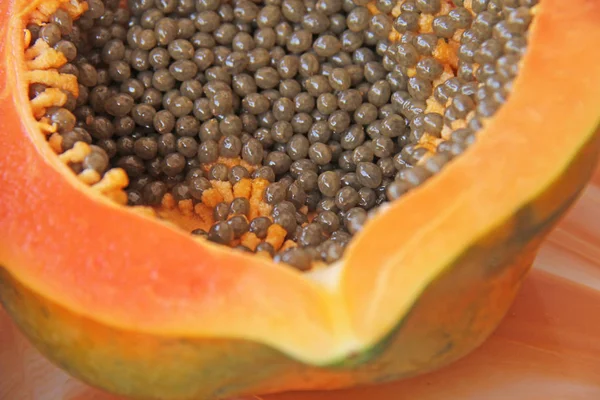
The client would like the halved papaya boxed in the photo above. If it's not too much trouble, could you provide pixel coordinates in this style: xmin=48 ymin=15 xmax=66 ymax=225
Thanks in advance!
xmin=0 ymin=0 xmax=599 ymax=399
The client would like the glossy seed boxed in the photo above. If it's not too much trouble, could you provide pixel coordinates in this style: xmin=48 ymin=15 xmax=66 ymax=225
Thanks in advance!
xmin=31 ymin=0 xmax=533 ymax=269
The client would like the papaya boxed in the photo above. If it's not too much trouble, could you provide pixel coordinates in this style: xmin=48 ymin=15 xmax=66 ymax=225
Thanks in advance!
xmin=0 ymin=0 xmax=599 ymax=398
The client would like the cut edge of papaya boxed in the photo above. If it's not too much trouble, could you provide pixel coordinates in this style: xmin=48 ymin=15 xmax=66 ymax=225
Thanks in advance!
xmin=0 ymin=0 xmax=598 ymax=367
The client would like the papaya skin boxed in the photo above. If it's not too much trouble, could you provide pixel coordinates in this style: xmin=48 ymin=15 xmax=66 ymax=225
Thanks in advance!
xmin=0 ymin=0 xmax=599 ymax=399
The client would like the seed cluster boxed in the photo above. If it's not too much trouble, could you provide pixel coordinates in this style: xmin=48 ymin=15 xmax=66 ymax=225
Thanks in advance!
xmin=26 ymin=0 xmax=536 ymax=271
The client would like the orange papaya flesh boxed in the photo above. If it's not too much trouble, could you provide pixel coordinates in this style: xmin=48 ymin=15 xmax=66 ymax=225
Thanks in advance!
xmin=0 ymin=0 xmax=599 ymax=399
